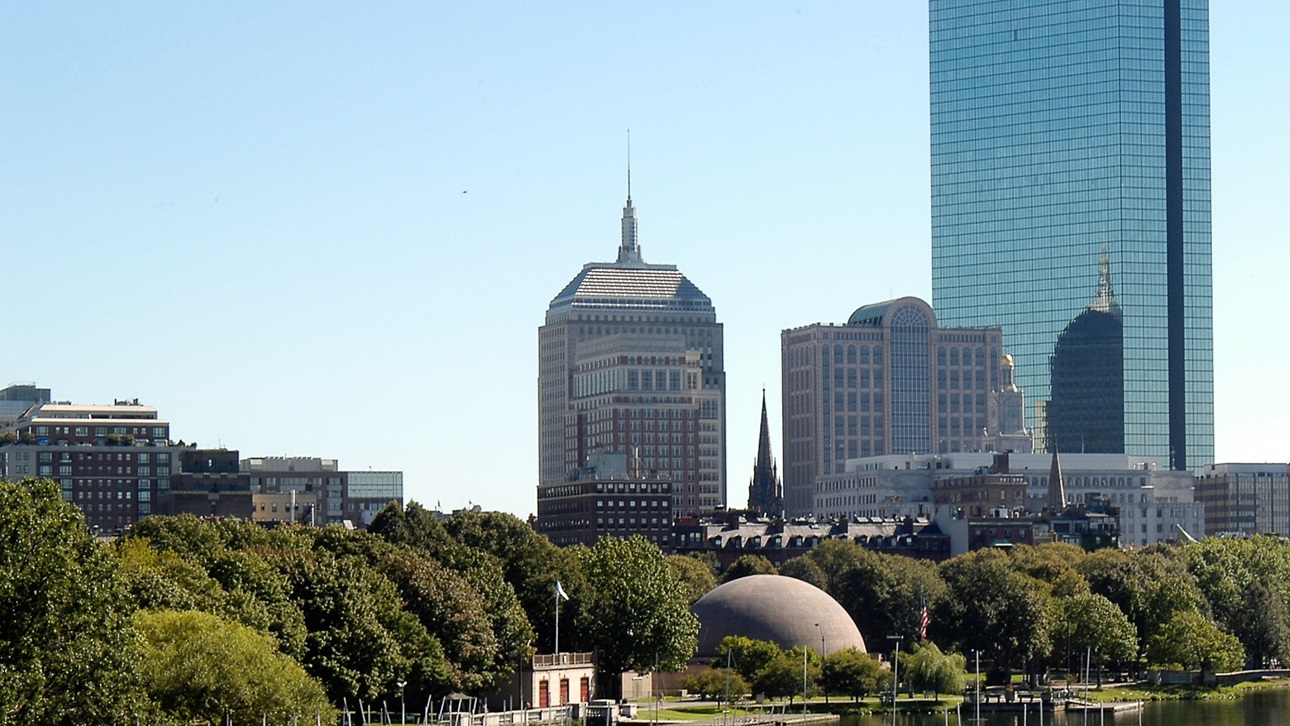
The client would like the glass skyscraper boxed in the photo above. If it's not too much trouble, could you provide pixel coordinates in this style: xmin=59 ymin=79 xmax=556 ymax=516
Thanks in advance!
xmin=930 ymin=0 xmax=1213 ymax=470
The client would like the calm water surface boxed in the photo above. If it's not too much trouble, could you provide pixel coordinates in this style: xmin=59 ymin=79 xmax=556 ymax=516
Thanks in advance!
xmin=837 ymin=688 xmax=1290 ymax=726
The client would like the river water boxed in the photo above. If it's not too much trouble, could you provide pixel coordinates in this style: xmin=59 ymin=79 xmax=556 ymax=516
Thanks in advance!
xmin=837 ymin=687 xmax=1290 ymax=726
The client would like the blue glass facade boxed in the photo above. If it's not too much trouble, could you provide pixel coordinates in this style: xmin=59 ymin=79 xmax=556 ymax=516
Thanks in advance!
xmin=930 ymin=0 xmax=1213 ymax=470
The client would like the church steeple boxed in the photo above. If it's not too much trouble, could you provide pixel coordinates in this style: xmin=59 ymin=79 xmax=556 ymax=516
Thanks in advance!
xmin=617 ymin=132 xmax=642 ymax=265
xmin=757 ymin=391 xmax=773 ymax=467
xmin=1046 ymin=448 xmax=1068 ymax=512
xmin=748 ymin=389 xmax=783 ymax=516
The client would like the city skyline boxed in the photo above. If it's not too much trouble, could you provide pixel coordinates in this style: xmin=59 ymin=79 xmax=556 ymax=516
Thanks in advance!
xmin=2 ymin=4 xmax=1285 ymax=517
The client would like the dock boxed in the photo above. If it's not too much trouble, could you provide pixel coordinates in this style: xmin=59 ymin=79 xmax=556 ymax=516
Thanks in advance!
xmin=1063 ymin=699 xmax=1143 ymax=714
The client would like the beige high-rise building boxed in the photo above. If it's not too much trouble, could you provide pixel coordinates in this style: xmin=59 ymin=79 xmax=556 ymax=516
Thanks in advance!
xmin=538 ymin=187 xmax=725 ymax=515
xmin=781 ymin=296 xmax=1031 ymax=516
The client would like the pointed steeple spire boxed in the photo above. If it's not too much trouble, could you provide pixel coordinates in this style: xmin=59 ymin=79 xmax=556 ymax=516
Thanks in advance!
xmin=617 ymin=130 xmax=642 ymax=265
xmin=1047 ymin=448 xmax=1068 ymax=511
xmin=1089 ymin=247 xmax=1119 ymax=313
xmin=757 ymin=389 xmax=773 ymax=470
xmin=748 ymin=389 xmax=783 ymax=516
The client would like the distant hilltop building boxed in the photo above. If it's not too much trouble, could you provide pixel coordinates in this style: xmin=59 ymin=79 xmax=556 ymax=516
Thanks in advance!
xmin=780 ymin=296 xmax=1030 ymax=517
xmin=930 ymin=0 xmax=1214 ymax=470
xmin=538 ymin=179 xmax=726 ymax=515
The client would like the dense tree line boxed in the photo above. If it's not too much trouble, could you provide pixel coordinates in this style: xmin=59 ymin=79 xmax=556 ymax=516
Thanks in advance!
xmin=0 ymin=481 xmax=696 ymax=723
xmin=7 ymin=471 xmax=1290 ymax=722
xmin=718 ymin=538 xmax=1282 ymax=683
xmin=683 ymin=635 xmax=961 ymax=702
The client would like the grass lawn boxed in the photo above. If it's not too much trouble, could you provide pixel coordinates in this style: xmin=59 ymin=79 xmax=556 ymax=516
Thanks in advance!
xmin=649 ymin=695 xmax=963 ymax=719
xmin=1086 ymin=678 xmax=1290 ymax=702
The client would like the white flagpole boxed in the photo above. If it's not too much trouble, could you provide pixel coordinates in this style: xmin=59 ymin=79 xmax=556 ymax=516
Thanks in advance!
xmin=555 ymin=582 xmax=560 ymax=655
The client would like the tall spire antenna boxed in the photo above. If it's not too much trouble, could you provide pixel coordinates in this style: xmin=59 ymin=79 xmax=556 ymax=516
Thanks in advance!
xmin=617 ymin=130 xmax=641 ymax=264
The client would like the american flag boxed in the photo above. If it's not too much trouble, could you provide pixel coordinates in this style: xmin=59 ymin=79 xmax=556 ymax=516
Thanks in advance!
xmin=919 ymin=597 xmax=930 ymax=640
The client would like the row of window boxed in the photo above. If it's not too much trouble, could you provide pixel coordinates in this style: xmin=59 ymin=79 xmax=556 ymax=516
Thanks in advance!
xmin=32 ymin=425 xmax=166 ymax=438
xmin=37 ymin=451 xmax=166 ymax=463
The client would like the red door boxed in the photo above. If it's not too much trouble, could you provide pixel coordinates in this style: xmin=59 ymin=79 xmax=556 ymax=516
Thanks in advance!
xmin=580 ymin=677 xmax=590 ymax=702
xmin=539 ymin=680 xmax=549 ymax=708
xmin=559 ymin=678 xmax=570 ymax=705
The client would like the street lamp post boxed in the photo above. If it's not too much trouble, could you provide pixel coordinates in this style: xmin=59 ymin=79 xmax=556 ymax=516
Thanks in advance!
xmin=397 ymin=681 xmax=406 ymax=726
xmin=887 ymin=635 xmax=903 ymax=726
xmin=971 ymin=649 xmax=982 ymax=725
xmin=802 ymin=645 xmax=808 ymax=716
xmin=814 ymin=622 xmax=828 ymax=704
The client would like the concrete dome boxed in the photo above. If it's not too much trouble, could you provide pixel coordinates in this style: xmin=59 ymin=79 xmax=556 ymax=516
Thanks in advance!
xmin=690 ymin=574 xmax=866 ymax=658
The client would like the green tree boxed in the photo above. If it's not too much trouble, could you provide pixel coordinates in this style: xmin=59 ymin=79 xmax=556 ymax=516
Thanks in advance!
xmin=306 ymin=525 xmax=527 ymax=696
xmin=680 ymin=668 xmax=748 ymax=702
xmin=361 ymin=506 xmax=537 ymax=689
xmin=1010 ymin=543 xmax=1089 ymax=595
xmin=1186 ymin=535 xmax=1290 ymax=667
xmin=575 ymin=537 xmax=699 ymax=695
xmin=667 ymin=554 xmax=718 ymax=605
xmin=820 ymin=647 xmax=885 ymax=702
xmin=778 ymin=556 xmax=828 ymax=590
xmin=818 ymin=545 xmax=946 ymax=644
xmin=722 ymin=554 xmax=778 ymax=582
xmin=273 ymin=544 xmax=416 ymax=702
xmin=900 ymin=642 xmax=965 ymax=697
xmin=1132 ymin=548 xmax=1208 ymax=649
xmin=1230 ymin=580 xmax=1290 ymax=668
xmin=1146 ymin=610 xmax=1244 ymax=672
xmin=124 ymin=517 xmax=312 ymax=661
xmin=938 ymin=549 xmax=1052 ymax=680
xmin=368 ymin=501 xmax=461 ymax=558
xmin=0 ymin=478 xmax=147 ymax=723
xmin=802 ymin=538 xmax=869 ymax=596
xmin=439 ymin=509 xmax=584 ymax=655
xmin=1057 ymin=593 xmax=1137 ymax=680
xmin=753 ymin=650 xmax=817 ymax=703
xmin=1081 ymin=545 xmax=1204 ymax=654
xmin=136 ymin=609 xmax=336 ymax=725
xmin=375 ymin=549 xmax=492 ymax=694
xmin=715 ymin=636 xmax=783 ymax=683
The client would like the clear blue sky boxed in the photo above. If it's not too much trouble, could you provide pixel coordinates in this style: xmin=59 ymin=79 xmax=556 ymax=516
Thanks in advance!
xmin=2 ymin=3 xmax=1285 ymax=517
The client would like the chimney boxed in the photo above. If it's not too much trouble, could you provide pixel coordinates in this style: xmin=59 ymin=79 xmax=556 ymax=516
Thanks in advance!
xmin=992 ymin=452 xmax=1011 ymax=474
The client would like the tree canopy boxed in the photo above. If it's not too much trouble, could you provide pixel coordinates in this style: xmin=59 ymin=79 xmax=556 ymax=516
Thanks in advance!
xmin=574 ymin=536 xmax=699 ymax=688
xmin=1147 ymin=610 xmax=1244 ymax=672
xmin=16 ymin=473 xmax=1290 ymax=718
xmin=0 ymin=478 xmax=146 ymax=723
xmin=667 ymin=554 xmax=718 ymax=605
xmin=136 ymin=609 xmax=335 ymax=724
xmin=820 ymin=647 xmax=886 ymax=701
xmin=937 ymin=549 xmax=1053 ymax=678
xmin=900 ymin=641 xmax=965 ymax=697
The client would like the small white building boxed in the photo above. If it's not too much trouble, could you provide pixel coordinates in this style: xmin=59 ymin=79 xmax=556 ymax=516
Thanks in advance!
xmin=490 ymin=652 xmax=596 ymax=712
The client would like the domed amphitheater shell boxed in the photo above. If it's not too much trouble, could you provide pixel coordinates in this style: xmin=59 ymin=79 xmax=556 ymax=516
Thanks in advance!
xmin=690 ymin=574 xmax=866 ymax=659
